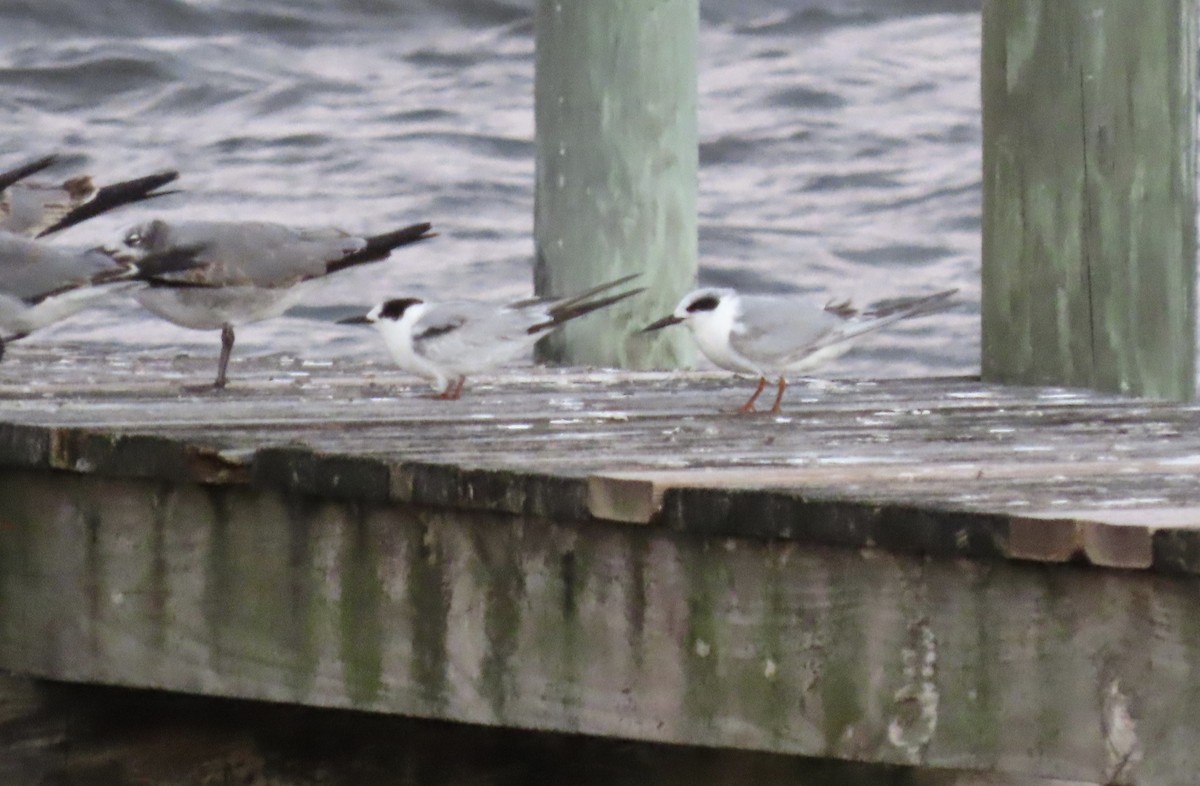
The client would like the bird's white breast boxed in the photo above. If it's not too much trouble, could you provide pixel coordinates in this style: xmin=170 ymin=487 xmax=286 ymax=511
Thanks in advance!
xmin=688 ymin=300 xmax=763 ymax=376
xmin=374 ymin=305 xmax=452 ymax=391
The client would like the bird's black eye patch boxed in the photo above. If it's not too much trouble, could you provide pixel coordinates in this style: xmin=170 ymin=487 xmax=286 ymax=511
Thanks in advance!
xmin=379 ymin=297 xmax=423 ymax=320
xmin=686 ymin=295 xmax=720 ymax=313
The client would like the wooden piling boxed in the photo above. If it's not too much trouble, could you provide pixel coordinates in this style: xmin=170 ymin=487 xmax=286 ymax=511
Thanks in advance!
xmin=533 ymin=0 xmax=698 ymax=369
xmin=981 ymin=0 xmax=1197 ymax=401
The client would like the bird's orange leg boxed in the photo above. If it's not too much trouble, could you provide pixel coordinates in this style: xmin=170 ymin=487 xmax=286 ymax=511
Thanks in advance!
xmin=737 ymin=377 xmax=768 ymax=414
xmin=446 ymin=377 xmax=466 ymax=400
xmin=768 ymin=376 xmax=788 ymax=414
xmin=433 ymin=378 xmax=460 ymax=400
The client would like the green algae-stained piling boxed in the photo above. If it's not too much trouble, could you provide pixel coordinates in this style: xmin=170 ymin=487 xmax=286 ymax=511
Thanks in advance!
xmin=981 ymin=1 xmax=1198 ymax=401
xmin=533 ymin=0 xmax=698 ymax=370
xmin=9 ymin=350 xmax=1200 ymax=783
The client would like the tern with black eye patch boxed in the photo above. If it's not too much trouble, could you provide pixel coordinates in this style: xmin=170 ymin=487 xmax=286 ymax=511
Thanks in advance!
xmin=644 ymin=286 xmax=957 ymax=414
xmin=339 ymin=275 xmax=645 ymax=400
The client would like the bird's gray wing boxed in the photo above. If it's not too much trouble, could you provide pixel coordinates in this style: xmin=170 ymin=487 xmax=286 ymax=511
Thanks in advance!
xmin=0 ymin=234 xmax=124 ymax=304
xmin=412 ymin=301 xmax=540 ymax=372
xmin=728 ymin=295 xmax=848 ymax=365
xmin=130 ymin=220 xmax=366 ymax=288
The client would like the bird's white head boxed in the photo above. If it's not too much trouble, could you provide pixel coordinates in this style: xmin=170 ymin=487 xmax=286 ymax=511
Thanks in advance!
xmin=338 ymin=297 xmax=426 ymax=330
xmin=369 ymin=297 xmax=425 ymax=325
xmin=642 ymin=287 xmax=735 ymax=333
xmin=675 ymin=288 xmax=733 ymax=323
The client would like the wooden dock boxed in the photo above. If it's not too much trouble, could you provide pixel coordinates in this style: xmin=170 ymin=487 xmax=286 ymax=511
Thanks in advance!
xmin=2 ymin=345 xmax=1200 ymax=784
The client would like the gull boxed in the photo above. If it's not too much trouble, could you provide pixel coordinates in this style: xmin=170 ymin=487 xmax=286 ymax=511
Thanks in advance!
xmin=0 ymin=154 xmax=179 ymax=238
xmin=339 ymin=275 xmax=644 ymax=400
xmin=643 ymin=287 xmax=957 ymax=414
xmin=0 ymin=232 xmax=207 ymax=361
xmin=122 ymin=218 xmax=436 ymax=389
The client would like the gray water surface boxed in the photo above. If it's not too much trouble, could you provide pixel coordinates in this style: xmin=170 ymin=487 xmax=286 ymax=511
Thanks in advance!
xmin=1 ymin=0 xmax=983 ymax=377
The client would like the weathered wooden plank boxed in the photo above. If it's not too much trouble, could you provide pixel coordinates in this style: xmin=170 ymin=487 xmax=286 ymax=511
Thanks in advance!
xmin=18 ymin=423 xmax=1200 ymax=571
xmin=0 ymin=469 xmax=1195 ymax=784
xmin=981 ymin=0 xmax=1198 ymax=400
xmin=588 ymin=464 xmax=1200 ymax=526
xmin=533 ymin=0 xmax=698 ymax=368
xmin=2 ymin=418 xmax=1196 ymax=505
xmin=6 ymin=350 xmax=1200 ymax=574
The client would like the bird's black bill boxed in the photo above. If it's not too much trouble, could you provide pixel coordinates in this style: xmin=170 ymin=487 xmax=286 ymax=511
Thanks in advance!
xmin=337 ymin=315 xmax=372 ymax=325
xmin=642 ymin=314 xmax=684 ymax=332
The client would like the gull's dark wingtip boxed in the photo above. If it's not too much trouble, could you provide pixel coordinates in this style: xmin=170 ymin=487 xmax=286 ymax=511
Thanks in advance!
xmin=365 ymin=221 xmax=436 ymax=252
xmin=528 ymin=286 xmax=646 ymax=336
xmin=326 ymin=221 xmax=436 ymax=273
xmin=36 ymin=169 xmax=183 ymax=238
xmin=0 ymin=154 xmax=59 ymax=194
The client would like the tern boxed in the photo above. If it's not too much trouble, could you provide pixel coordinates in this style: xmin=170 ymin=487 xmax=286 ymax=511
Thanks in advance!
xmin=643 ymin=287 xmax=957 ymax=414
xmin=0 ymin=232 xmax=208 ymax=361
xmin=122 ymin=218 xmax=436 ymax=389
xmin=0 ymin=154 xmax=179 ymax=238
xmin=339 ymin=274 xmax=644 ymax=400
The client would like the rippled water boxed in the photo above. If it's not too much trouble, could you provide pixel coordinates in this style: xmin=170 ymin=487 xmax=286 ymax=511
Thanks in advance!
xmin=0 ymin=0 xmax=982 ymax=378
